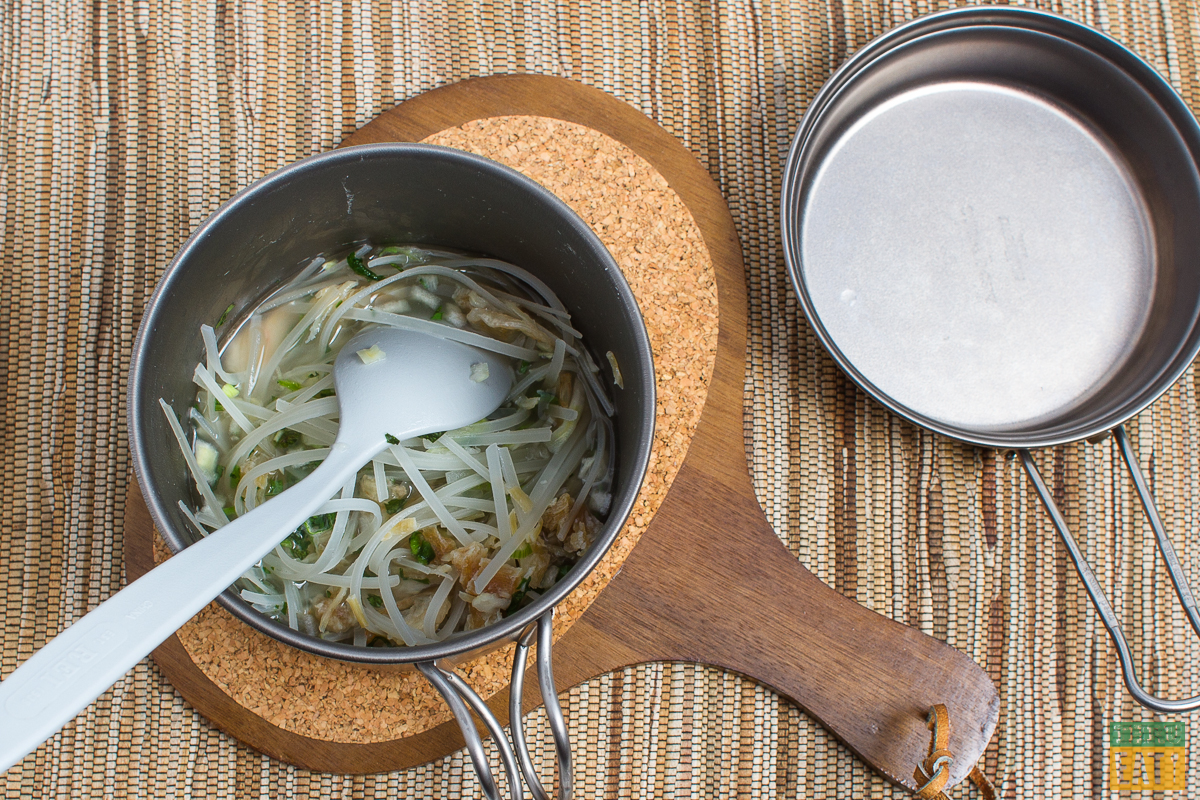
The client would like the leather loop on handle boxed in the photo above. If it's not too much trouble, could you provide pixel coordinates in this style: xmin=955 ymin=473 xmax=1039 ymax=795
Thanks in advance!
xmin=913 ymin=705 xmax=997 ymax=800
xmin=1021 ymin=428 xmax=1200 ymax=712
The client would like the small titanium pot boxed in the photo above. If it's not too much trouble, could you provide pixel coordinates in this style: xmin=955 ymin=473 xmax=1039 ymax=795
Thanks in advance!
xmin=129 ymin=143 xmax=656 ymax=797
xmin=783 ymin=6 xmax=1200 ymax=713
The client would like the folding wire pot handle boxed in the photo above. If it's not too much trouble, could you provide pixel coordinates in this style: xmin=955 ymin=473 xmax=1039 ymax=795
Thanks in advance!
xmin=417 ymin=610 xmax=573 ymax=800
xmin=1020 ymin=426 xmax=1200 ymax=713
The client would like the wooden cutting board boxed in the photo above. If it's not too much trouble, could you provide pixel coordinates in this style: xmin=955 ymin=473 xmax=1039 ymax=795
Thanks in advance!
xmin=124 ymin=75 xmax=998 ymax=792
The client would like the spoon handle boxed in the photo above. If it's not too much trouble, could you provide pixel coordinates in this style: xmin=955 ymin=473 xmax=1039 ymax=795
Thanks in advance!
xmin=0 ymin=440 xmax=370 ymax=773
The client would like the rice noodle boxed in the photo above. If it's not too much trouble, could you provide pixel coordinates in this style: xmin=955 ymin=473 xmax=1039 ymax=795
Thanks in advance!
xmin=170 ymin=244 xmax=615 ymax=647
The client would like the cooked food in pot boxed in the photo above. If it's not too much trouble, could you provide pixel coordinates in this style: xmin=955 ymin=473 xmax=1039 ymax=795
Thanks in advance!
xmin=162 ymin=244 xmax=616 ymax=647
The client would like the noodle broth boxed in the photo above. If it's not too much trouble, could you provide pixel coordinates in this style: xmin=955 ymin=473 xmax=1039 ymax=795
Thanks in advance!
xmin=166 ymin=244 xmax=616 ymax=648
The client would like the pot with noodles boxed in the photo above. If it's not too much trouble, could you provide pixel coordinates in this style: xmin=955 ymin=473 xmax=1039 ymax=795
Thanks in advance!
xmin=168 ymin=244 xmax=616 ymax=647
xmin=129 ymin=143 xmax=654 ymax=800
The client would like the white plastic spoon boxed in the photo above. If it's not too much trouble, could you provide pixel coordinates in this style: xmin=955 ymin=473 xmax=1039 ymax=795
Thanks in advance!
xmin=0 ymin=327 xmax=512 ymax=773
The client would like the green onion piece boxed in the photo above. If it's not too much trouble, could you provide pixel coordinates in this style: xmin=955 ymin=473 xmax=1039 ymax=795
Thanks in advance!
xmin=347 ymin=250 xmax=383 ymax=281
xmin=314 ymin=388 xmax=335 ymax=399
xmin=282 ymin=526 xmax=313 ymax=560
xmin=380 ymin=245 xmax=404 ymax=255
xmin=511 ymin=542 xmax=533 ymax=560
xmin=277 ymin=378 xmax=302 ymax=391
xmin=517 ymin=360 xmax=530 ymax=374
xmin=385 ymin=433 xmax=399 ymax=445
xmin=216 ymin=303 xmax=234 ymax=326
xmin=384 ymin=496 xmax=406 ymax=515
xmin=266 ymin=477 xmax=286 ymax=497
xmin=410 ymin=531 xmax=435 ymax=565
xmin=302 ymin=513 xmax=334 ymax=535
xmin=223 ymin=505 xmax=236 ymax=518
xmin=537 ymin=390 xmax=557 ymax=405
xmin=504 ymin=576 xmax=532 ymax=617
xmin=367 ymin=594 xmax=383 ymax=608
xmin=274 ymin=429 xmax=302 ymax=448
xmin=425 ymin=431 xmax=445 ymax=443
xmin=229 ymin=465 xmax=242 ymax=487
xmin=431 ymin=305 xmax=443 ymax=321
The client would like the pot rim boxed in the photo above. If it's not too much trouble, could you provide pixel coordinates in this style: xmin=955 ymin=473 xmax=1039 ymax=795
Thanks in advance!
xmin=129 ymin=142 xmax=656 ymax=664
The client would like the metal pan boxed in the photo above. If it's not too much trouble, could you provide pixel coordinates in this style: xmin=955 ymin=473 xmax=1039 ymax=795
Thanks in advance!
xmin=782 ymin=7 xmax=1200 ymax=712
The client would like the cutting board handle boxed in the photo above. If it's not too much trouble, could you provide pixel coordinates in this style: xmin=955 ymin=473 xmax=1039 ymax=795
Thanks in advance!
xmin=550 ymin=420 xmax=1000 ymax=791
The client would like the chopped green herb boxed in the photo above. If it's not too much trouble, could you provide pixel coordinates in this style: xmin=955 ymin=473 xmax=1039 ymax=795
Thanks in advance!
xmin=537 ymin=390 xmax=557 ymax=405
xmin=504 ymin=576 xmax=532 ymax=617
xmin=384 ymin=496 xmax=406 ymax=515
xmin=301 ymin=513 xmax=334 ymax=535
xmin=385 ymin=433 xmax=400 ymax=445
xmin=281 ymin=526 xmax=313 ymax=560
xmin=367 ymin=594 xmax=383 ymax=609
xmin=315 ymin=388 xmax=335 ymax=399
xmin=216 ymin=303 xmax=234 ymax=326
xmin=266 ymin=477 xmax=286 ymax=497
xmin=213 ymin=464 xmax=224 ymax=479
xmin=517 ymin=360 xmax=530 ymax=374
xmin=410 ymin=531 xmax=435 ymax=565
xmin=511 ymin=542 xmax=533 ymax=560
xmin=347 ymin=250 xmax=383 ymax=281
xmin=431 ymin=305 xmax=443 ymax=321
xmin=229 ymin=465 xmax=242 ymax=487
xmin=263 ymin=564 xmax=274 ymax=575
xmin=223 ymin=506 xmax=236 ymax=518
xmin=425 ymin=431 xmax=445 ymax=443
xmin=325 ymin=589 xmax=333 ymax=598
xmin=277 ymin=378 xmax=303 ymax=391
xmin=556 ymin=563 xmax=571 ymax=581
xmin=380 ymin=245 xmax=405 ymax=256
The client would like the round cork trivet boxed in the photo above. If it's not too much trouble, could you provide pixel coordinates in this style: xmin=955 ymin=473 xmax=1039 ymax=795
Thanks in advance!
xmin=134 ymin=112 xmax=719 ymax=746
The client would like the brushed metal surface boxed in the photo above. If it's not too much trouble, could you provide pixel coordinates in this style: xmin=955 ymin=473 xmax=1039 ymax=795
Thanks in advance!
xmin=782 ymin=7 xmax=1200 ymax=449
xmin=802 ymin=81 xmax=1153 ymax=431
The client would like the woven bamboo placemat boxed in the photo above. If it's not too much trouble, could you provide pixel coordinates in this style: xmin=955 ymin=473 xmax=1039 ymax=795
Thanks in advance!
xmin=3 ymin=1 xmax=1200 ymax=798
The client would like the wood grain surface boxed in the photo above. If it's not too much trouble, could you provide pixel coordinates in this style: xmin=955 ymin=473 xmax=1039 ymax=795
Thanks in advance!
xmin=125 ymin=75 xmax=999 ymax=791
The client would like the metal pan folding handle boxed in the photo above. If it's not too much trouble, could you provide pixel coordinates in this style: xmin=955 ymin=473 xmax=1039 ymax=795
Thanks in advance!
xmin=418 ymin=610 xmax=573 ymax=800
xmin=1022 ymin=427 xmax=1200 ymax=713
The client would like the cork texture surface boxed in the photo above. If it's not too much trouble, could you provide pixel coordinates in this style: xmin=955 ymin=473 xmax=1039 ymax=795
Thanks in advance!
xmin=161 ymin=115 xmax=719 ymax=743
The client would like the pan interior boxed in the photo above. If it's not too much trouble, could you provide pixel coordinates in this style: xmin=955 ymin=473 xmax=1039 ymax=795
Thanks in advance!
xmin=801 ymin=80 xmax=1155 ymax=433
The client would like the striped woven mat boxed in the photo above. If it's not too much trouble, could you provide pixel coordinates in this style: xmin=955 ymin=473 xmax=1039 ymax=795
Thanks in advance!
xmin=4 ymin=0 xmax=1200 ymax=797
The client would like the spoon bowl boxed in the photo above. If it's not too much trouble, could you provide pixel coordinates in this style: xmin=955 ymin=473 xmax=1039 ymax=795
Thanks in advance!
xmin=0 ymin=327 xmax=512 ymax=773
